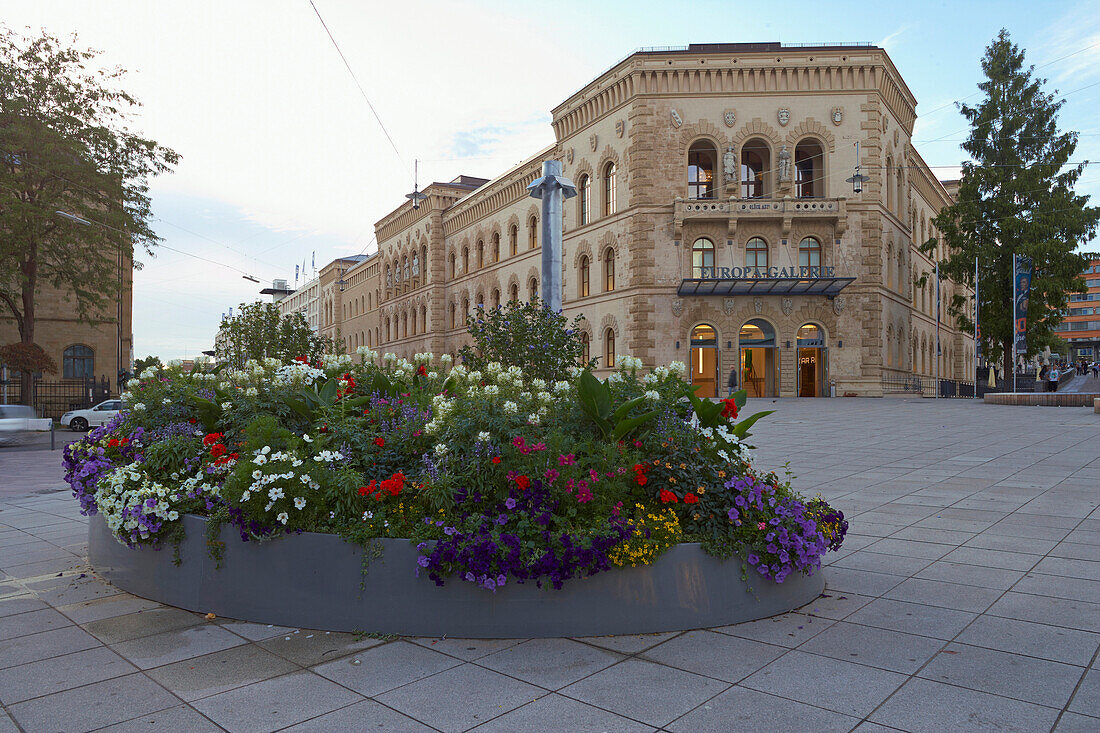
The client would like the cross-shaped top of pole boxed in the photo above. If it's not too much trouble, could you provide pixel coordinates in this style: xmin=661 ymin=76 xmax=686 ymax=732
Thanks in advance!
xmin=526 ymin=164 xmax=578 ymax=201
xmin=526 ymin=160 xmax=577 ymax=313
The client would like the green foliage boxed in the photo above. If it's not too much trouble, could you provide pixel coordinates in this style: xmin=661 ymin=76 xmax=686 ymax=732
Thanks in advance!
xmin=576 ymin=371 xmax=660 ymax=441
xmin=0 ymin=342 xmax=57 ymax=375
xmin=926 ymin=29 xmax=1100 ymax=375
xmin=215 ymin=302 xmax=336 ymax=370
xmin=459 ymin=297 xmax=596 ymax=381
xmin=134 ymin=356 xmax=163 ymax=374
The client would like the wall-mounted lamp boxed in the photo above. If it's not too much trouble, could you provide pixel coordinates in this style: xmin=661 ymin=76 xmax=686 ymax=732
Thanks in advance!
xmin=838 ymin=340 xmax=843 ymax=348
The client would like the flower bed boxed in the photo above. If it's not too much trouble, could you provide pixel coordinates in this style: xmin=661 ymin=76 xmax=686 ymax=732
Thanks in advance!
xmin=66 ymin=305 xmax=846 ymax=632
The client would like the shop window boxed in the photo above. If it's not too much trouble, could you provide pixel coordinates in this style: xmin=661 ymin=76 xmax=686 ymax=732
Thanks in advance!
xmin=692 ymin=238 xmax=715 ymax=278
xmin=604 ymin=162 xmax=616 ymax=216
xmin=688 ymin=141 xmax=717 ymax=199
xmin=604 ymin=247 xmax=616 ymax=292
xmin=63 ymin=345 xmax=94 ymax=379
xmin=579 ymin=255 xmax=590 ymax=297
xmin=740 ymin=139 xmax=770 ymax=198
xmin=794 ymin=139 xmax=824 ymax=198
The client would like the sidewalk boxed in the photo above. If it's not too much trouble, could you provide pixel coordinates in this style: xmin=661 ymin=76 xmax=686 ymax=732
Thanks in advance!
xmin=1 ymin=398 xmax=1098 ymax=732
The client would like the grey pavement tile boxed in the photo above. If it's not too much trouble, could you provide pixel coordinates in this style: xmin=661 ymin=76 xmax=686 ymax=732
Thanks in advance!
xmin=641 ymin=629 xmax=786 ymax=683
xmin=0 ymin=554 xmax=85 ymax=580
xmin=375 ymin=663 xmax=543 ymax=733
xmin=845 ymin=598 xmax=977 ymax=640
xmin=1013 ymin=572 xmax=1100 ymax=604
xmin=1034 ymin=556 xmax=1100 ymax=581
xmin=258 ymin=629 xmax=385 ymax=666
xmin=883 ymin=577 xmax=1003 ymax=613
xmin=798 ymin=590 xmax=876 ymax=620
xmin=0 ymin=582 xmax=27 ymax=599
xmin=714 ymin=611 xmax=836 ymax=647
xmin=213 ymin=619 xmax=295 ymax=641
xmin=145 ymin=642 xmax=299 ymax=702
xmin=0 ymin=710 xmax=15 ymax=733
xmin=191 ymin=671 xmax=363 ymax=733
xmin=1055 ymin=712 xmax=1100 ymax=733
xmin=740 ymin=649 xmax=906 ymax=718
xmin=24 ymin=573 xmax=123 ymax=605
xmin=798 ymin=621 xmax=946 ymax=674
xmin=469 ymin=694 xmax=656 ymax=733
xmin=559 ymin=658 xmax=728 ymax=728
xmin=851 ymin=721 xmax=909 ymax=732
xmin=0 ymin=542 xmax=74 ymax=567
xmin=110 ymin=623 xmax=247 ymax=670
xmin=890 ymin=526 xmax=978 ymax=545
xmin=964 ymin=532 xmax=1057 ymax=555
xmin=83 ymin=607 xmax=203 ymax=645
xmin=1069 ymin=668 xmax=1100 ymax=717
xmin=940 ymin=546 xmax=1041 ymax=571
xmin=0 ymin=624 xmax=101 ymax=669
xmin=1064 ymin=530 xmax=1100 ymax=547
xmin=666 ymin=685 xmax=859 ymax=733
xmin=869 ymin=677 xmax=1059 ymax=732
xmin=7 ymin=672 xmax=179 ymax=733
xmin=819 ymin=566 xmax=906 ymax=597
xmin=477 ymin=638 xmax=622 ymax=690
xmin=919 ymin=642 xmax=1084 ymax=708
xmin=863 ymin=538 xmax=956 ymax=560
xmin=1051 ymin=542 xmax=1100 ymax=562
xmin=987 ymin=592 xmax=1100 ymax=633
xmin=56 ymin=593 xmax=163 ymax=624
xmin=313 ymin=640 xmax=460 ymax=697
xmin=93 ymin=704 xmax=225 ymax=733
xmin=831 ymin=550 xmax=935 ymax=576
xmin=0 ymin=606 xmax=71 ymax=640
xmin=574 ymin=631 xmax=679 ymax=654
xmin=955 ymin=614 xmax=1100 ymax=666
xmin=985 ymin=521 xmax=1073 ymax=541
xmin=915 ymin=560 xmax=1026 ymax=590
xmin=407 ymin=636 xmax=525 ymax=661
xmin=0 ymin=645 xmax=135 ymax=704
xmin=0 ymin=594 xmax=48 ymax=618
xmin=280 ymin=699 xmax=434 ymax=732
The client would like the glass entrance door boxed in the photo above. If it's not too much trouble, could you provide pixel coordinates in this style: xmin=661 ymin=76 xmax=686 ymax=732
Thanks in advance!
xmin=797 ymin=323 xmax=826 ymax=397
xmin=690 ymin=324 xmax=719 ymax=398
xmin=739 ymin=319 xmax=777 ymax=397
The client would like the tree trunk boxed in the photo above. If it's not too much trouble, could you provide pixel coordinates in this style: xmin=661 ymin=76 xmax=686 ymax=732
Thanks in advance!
xmin=1002 ymin=337 xmax=1013 ymax=393
xmin=18 ymin=255 xmax=37 ymax=407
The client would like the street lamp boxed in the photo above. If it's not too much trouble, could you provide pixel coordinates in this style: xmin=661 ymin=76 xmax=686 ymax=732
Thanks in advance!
xmin=845 ymin=141 xmax=869 ymax=194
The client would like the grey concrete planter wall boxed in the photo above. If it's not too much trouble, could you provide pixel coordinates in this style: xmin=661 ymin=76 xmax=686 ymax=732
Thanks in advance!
xmin=89 ymin=514 xmax=825 ymax=638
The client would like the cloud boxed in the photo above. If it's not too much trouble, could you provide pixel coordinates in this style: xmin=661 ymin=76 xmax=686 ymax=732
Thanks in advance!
xmin=1036 ymin=1 xmax=1100 ymax=82
xmin=878 ymin=25 xmax=909 ymax=52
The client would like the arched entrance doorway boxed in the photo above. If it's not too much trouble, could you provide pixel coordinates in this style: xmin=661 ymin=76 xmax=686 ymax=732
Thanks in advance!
xmin=797 ymin=323 xmax=827 ymax=397
xmin=739 ymin=319 xmax=777 ymax=397
xmin=690 ymin=324 xmax=719 ymax=398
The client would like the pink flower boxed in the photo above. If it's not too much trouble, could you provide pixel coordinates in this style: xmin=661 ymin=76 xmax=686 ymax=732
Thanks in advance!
xmin=565 ymin=478 xmax=575 ymax=493
xmin=531 ymin=442 xmax=547 ymax=452
xmin=512 ymin=436 xmax=526 ymax=448
xmin=589 ymin=469 xmax=600 ymax=482
xmin=558 ymin=454 xmax=576 ymax=466
xmin=758 ymin=521 xmax=767 ymax=530
xmin=544 ymin=468 xmax=560 ymax=484
xmin=576 ymin=486 xmax=594 ymax=503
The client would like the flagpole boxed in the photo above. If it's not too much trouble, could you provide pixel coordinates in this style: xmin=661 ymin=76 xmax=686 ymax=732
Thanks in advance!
xmin=1012 ymin=253 xmax=1017 ymax=394
xmin=973 ymin=256 xmax=979 ymax=401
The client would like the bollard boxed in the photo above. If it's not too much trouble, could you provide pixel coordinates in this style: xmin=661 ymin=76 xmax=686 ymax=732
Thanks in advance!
xmin=50 ymin=420 xmax=55 ymax=451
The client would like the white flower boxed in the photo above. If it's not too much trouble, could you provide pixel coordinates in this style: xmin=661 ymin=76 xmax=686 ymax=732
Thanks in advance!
xmin=302 ymin=433 xmax=313 ymax=443
xmin=276 ymin=512 xmax=289 ymax=525
xmin=241 ymin=490 xmax=251 ymax=502
xmin=645 ymin=390 xmax=660 ymax=401
xmin=253 ymin=455 xmax=267 ymax=466
xmin=167 ymin=510 xmax=179 ymax=521
xmin=553 ymin=380 xmax=570 ymax=393
xmin=362 ymin=510 xmax=373 ymax=521
xmin=245 ymin=387 xmax=258 ymax=397
xmin=485 ymin=385 xmax=500 ymax=396
xmin=440 ymin=353 xmax=453 ymax=364
xmin=608 ymin=372 xmax=623 ymax=383
xmin=252 ymin=470 xmax=263 ymax=480
xmin=434 ymin=443 xmax=449 ymax=456
xmin=132 ymin=402 xmax=146 ymax=411
xmin=293 ymin=497 xmax=306 ymax=510
xmin=528 ymin=413 xmax=540 ymax=425
xmin=477 ymin=431 xmax=491 ymax=442
xmin=383 ymin=352 xmax=397 ymax=363
xmin=269 ymin=487 xmax=285 ymax=501
xmin=428 ymin=371 xmax=438 ymax=379
xmin=126 ymin=379 xmax=140 ymax=388
xmin=669 ymin=360 xmax=687 ymax=375
xmin=221 ymin=402 xmax=231 ymax=411
xmin=503 ymin=400 xmax=517 ymax=414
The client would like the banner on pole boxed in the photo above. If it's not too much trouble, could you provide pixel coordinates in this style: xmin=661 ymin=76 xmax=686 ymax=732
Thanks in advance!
xmin=1013 ymin=256 xmax=1033 ymax=355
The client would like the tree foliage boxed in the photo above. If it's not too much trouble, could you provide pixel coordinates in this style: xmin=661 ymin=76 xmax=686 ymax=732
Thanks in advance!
xmin=0 ymin=342 xmax=56 ymax=375
xmin=133 ymin=355 xmax=163 ymax=374
xmin=925 ymin=30 xmax=1099 ymax=376
xmin=215 ymin=301 xmax=334 ymax=369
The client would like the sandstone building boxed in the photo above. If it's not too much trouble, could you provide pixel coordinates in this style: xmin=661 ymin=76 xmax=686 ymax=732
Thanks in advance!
xmin=287 ymin=42 xmax=974 ymax=398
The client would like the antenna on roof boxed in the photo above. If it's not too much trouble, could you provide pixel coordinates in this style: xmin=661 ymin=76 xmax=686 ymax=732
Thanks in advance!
xmin=406 ymin=159 xmax=428 ymax=210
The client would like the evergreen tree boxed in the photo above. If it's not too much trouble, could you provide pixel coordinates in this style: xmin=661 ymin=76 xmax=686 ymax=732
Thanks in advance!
xmin=926 ymin=29 xmax=1099 ymax=381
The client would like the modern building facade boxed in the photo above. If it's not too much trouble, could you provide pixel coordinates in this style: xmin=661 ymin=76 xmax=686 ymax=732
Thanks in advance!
xmin=1054 ymin=255 xmax=1100 ymax=361
xmin=299 ymin=42 xmax=976 ymax=397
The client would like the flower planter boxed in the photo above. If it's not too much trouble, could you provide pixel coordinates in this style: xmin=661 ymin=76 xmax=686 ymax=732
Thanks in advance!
xmin=89 ymin=513 xmax=825 ymax=638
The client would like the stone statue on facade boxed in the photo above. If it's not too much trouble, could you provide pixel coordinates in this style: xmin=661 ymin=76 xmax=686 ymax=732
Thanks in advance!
xmin=778 ymin=145 xmax=791 ymax=182
xmin=411 ymin=254 xmax=420 ymax=278
xmin=723 ymin=147 xmax=737 ymax=182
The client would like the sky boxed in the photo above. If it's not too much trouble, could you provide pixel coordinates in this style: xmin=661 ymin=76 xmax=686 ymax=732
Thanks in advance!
xmin=6 ymin=0 xmax=1100 ymax=360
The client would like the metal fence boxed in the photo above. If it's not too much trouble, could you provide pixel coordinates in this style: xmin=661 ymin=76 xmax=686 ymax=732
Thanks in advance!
xmin=881 ymin=374 xmax=976 ymax=399
xmin=0 ymin=376 xmax=110 ymax=418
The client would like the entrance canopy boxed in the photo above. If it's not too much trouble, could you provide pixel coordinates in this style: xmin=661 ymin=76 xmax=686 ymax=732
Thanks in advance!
xmin=678 ymin=276 xmax=855 ymax=297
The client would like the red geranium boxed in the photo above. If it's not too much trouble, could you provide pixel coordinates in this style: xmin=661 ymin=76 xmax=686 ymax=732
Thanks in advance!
xmin=659 ymin=489 xmax=678 ymax=503
xmin=491 ymin=456 xmax=501 ymax=464
xmin=373 ymin=437 xmax=385 ymax=448
xmin=720 ymin=399 xmax=739 ymax=420
xmin=515 ymin=474 xmax=530 ymax=490
xmin=683 ymin=493 xmax=699 ymax=504
xmin=417 ymin=364 xmax=427 ymax=377
xmin=202 ymin=433 xmax=223 ymax=446
xmin=107 ymin=438 xmax=120 ymax=448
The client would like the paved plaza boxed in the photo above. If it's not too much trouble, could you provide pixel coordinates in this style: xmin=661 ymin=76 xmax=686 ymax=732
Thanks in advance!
xmin=0 ymin=398 xmax=1098 ymax=732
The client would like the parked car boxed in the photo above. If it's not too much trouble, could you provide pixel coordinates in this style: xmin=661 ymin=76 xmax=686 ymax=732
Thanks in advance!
xmin=0 ymin=404 xmax=53 ymax=446
xmin=61 ymin=400 xmax=121 ymax=432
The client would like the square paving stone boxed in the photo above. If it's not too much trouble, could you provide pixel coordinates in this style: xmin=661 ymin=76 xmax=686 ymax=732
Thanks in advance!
xmin=313 ymin=640 xmax=460 ymax=696
xmin=641 ymin=629 xmax=785 ymax=683
xmin=0 ymin=710 xmax=15 ymax=733
xmin=375 ymin=663 xmax=543 ymax=733
xmin=191 ymin=671 xmax=363 ymax=733
xmin=84 ymin=607 xmax=203 ymax=645
xmin=883 ymin=576 xmax=1003 ymax=613
xmin=468 ymin=694 xmax=656 ymax=732
xmin=714 ymin=611 xmax=836 ymax=647
xmin=0 ymin=606 xmax=71 ymax=640
xmin=863 ymin=538 xmax=956 ymax=560
xmin=818 ymin=567 xmax=906 ymax=597
xmin=798 ymin=621 xmax=946 ymax=674
xmin=831 ymin=550 xmax=935 ymax=576
xmin=407 ymin=636 xmax=524 ymax=661
xmin=1035 ymin=557 xmax=1100 ymax=581
xmin=0 ymin=645 xmax=135 ymax=703
xmin=1 ymin=554 xmax=85 ymax=579
xmin=891 ymin=526 xmax=978 ymax=546
xmin=955 ymin=614 xmax=1100 ymax=666
xmin=666 ymin=684 xmax=859 ymax=733
xmin=214 ymin=619 xmax=296 ymax=641
xmin=573 ymin=631 xmax=679 ymax=654
xmin=93 ymin=704 xmax=225 ymax=732
xmin=257 ymin=629 xmax=384 ymax=666
xmin=740 ymin=650 xmax=906 ymax=718
xmin=477 ymin=638 xmax=622 ymax=690
xmin=987 ymin=592 xmax=1100 ymax=633
xmin=798 ymin=590 xmax=876 ymax=620
xmin=0 ymin=595 xmax=47 ymax=618
xmin=1013 ymin=573 xmax=1100 ymax=604
xmin=57 ymin=593 xmax=163 ymax=624
xmin=940 ymin=546 xmax=1041 ymax=571
xmin=279 ymin=699 xmax=433 ymax=732
xmin=1069 ymin=668 xmax=1100 ymax=717
xmin=918 ymin=643 xmax=1083 ymax=708
xmin=964 ymin=532 xmax=1057 ymax=555
xmin=915 ymin=560 xmax=1026 ymax=590
xmin=845 ymin=598 xmax=977 ymax=640
xmin=144 ymin=641 xmax=298 ymax=700
xmin=7 ymin=672 xmax=179 ymax=733
xmin=25 ymin=574 xmax=123 ymax=606
xmin=559 ymin=657 xmax=728 ymax=728
xmin=0 ymin=624 xmax=101 ymax=669
xmin=1055 ymin=712 xmax=1100 ymax=733
xmin=110 ymin=624 xmax=245 ymax=670
xmin=1050 ymin=542 xmax=1100 ymax=562
xmin=869 ymin=676 xmax=1060 ymax=732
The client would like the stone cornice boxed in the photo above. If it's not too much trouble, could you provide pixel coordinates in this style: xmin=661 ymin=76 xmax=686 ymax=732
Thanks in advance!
xmin=375 ymin=184 xmax=472 ymax=244
xmin=442 ymin=152 xmax=551 ymax=236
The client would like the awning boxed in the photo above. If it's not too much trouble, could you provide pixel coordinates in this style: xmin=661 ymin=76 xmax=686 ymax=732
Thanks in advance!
xmin=677 ymin=277 xmax=856 ymax=297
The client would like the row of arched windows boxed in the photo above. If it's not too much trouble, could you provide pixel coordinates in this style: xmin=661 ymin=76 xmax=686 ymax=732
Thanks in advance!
xmin=577 ymin=162 xmax=616 ymax=226
xmin=382 ymin=305 xmax=430 ymax=343
xmin=689 ymin=237 xmax=823 ymax=277
xmin=449 ymin=216 xmax=540 ymax=280
xmin=687 ymin=137 xmax=825 ymax=200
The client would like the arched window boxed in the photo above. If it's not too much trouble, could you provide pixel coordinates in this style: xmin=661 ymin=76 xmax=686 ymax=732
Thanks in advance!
xmin=687 ymin=140 xmax=717 ymax=199
xmin=578 ymin=174 xmax=591 ymax=225
xmin=746 ymin=237 xmax=768 ymax=270
xmin=420 ymin=305 xmax=427 ymax=332
xmin=491 ymin=288 xmax=500 ymax=309
xmin=462 ymin=246 xmax=469 ymax=274
xmin=410 ymin=310 xmax=417 ymax=335
xmin=604 ymin=247 xmax=615 ymax=292
xmin=509 ymin=283 xmax=519 ymax=302
xmin=462 ymin=297 xmax=470 ymax=317
xmin=604 ymin=328 xmax=616 ymax=367
xmin=886 ymin=157 xmax=895 ymax=211
xmin=509 ymin=225 xmax=518 ymax=256
xmin=799 ymin=237 xmax=822 ymax=270
xmin=529 ymin=215 xmax=538 ymax=249
xmin=692 ymin=238 xmax=715 ymax=278
xmin=492 ymin=233 xmax=500 ymax=263
xmin=402 ymin=313 xmax=408 ymax=338
xmin=604 ymin=162 xmax=616 ymax=216
xmin=449 ymin=302 xmax=457 ymax=328
xmin=449 ymin=252 xmax=456 ymax=279
xmin=740 ymin=138 xmax=769 ymax=198
xmin=528 ymin=277 xmax=538 ymax=302
xmin=63 ymin=345 xmax=94 ymax=379
xmin=580 ymin=332 xmax=590 ymax=363
xmin=476 ymin=291 xmax=484 ymax=309
xmin=477 ymin=240 xmax=484 ymax=269
xmin=579 ymin=255 xmax=590 ymax=297
xmin=794 ymin=139 xmax=824 ymax=198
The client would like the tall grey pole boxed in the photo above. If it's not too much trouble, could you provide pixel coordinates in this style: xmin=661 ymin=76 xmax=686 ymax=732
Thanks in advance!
xmin=974 ymin=256 xmax=979 ymax=400
xmin=935 ymin=261 xmax=940 ymax=398
xmin=527 ymin=160 xmax=577 ymax=313
xmin=1012 ymin=253 xmax=1017 ymax=394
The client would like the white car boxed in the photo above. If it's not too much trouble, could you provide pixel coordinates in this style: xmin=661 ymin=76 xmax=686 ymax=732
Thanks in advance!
xmin=0 ymin=405 xmax=53 ymax=446
xmin=61 ymin=400 xmax=121 ymax=432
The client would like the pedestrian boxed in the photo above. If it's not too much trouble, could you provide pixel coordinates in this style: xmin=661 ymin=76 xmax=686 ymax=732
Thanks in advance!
xmin=727 ymin=365 xmax=738 ymax=398
xmin=1039 ymin=365 xmax=1049 ymax=391
xmin=1048 ymin=365 xmax=1059 ymax=393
